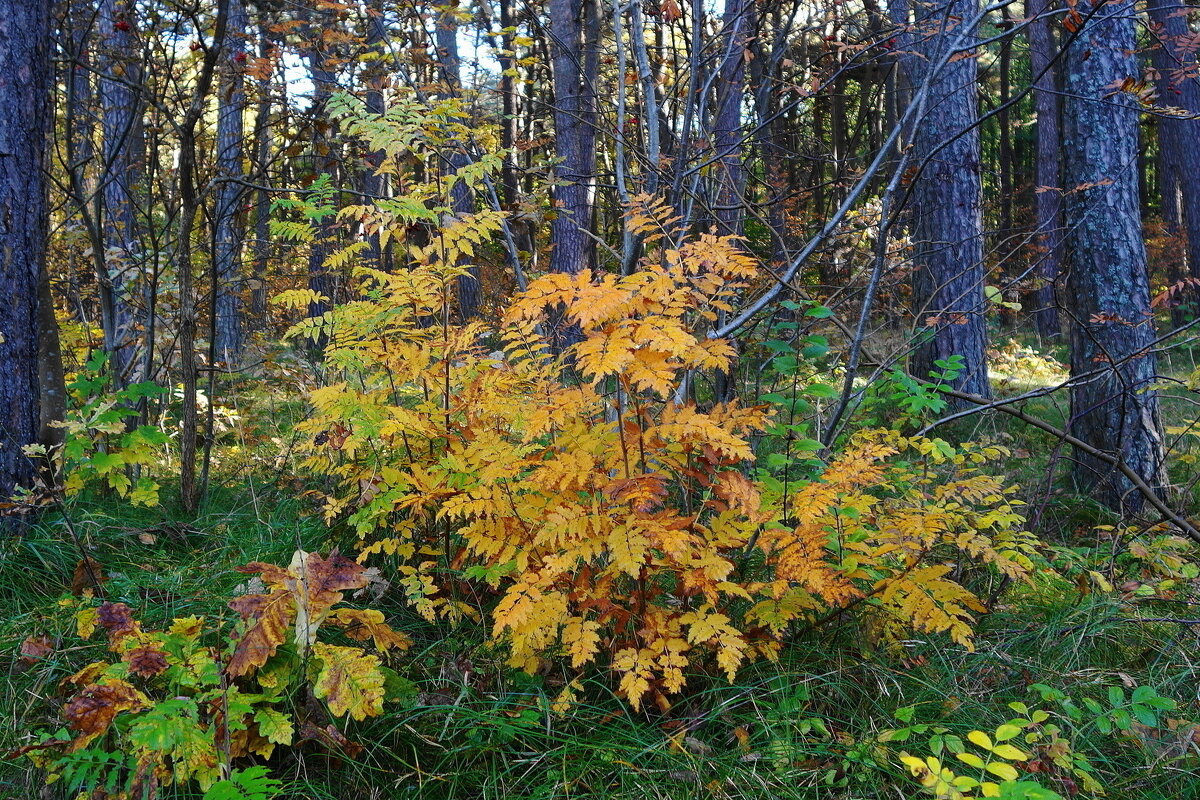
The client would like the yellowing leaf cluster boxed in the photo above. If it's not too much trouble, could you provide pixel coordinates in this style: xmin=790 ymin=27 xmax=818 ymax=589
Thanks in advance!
xmin=293 ymin=213 xmax=1045 ymax=710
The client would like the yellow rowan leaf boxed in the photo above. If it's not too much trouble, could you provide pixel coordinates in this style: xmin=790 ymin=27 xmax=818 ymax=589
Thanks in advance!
xmin=562 ymin=617 xmax=602 ymax=668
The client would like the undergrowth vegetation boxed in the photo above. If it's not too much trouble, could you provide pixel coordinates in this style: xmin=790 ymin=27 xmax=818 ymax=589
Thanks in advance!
xmin=4 ymin=102 xmax=1200 ymax=800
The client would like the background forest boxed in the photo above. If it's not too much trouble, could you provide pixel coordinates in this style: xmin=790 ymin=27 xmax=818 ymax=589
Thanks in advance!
xmin=3 ymin=0 xmax=1200 ymax=797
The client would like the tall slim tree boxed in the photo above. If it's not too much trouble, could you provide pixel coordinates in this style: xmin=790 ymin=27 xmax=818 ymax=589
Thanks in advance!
xmin=1028 ymin=0 xmax=1062 ymax=339
xmin=1062 ymin=0 xmax=1165 ymax=511
xmin=435 ymin=0 xmax=482 ymax=318
xmin=548 ymin=0 xmax=600 ymax=274
xmin=1147 ymin=0 xmax=1200 ymax=323
xmin=711 ymin=0 xmax=753 ymax=237
xmin=213 ymin=0 xmax=249 ymax=366
xmin=898 ymin=0 xmax=990 ymax=396
xmin=0 ymin=0 xmax=51 ymax=504
xmin=97 ymin=0 xmax=145 ymax=384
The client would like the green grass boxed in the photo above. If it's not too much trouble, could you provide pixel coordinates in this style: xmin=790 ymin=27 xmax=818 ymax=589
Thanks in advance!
xmin=4 ymin=343 xmax=1200 ymax=799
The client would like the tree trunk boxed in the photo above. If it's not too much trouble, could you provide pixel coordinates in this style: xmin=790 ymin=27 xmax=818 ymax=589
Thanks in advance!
xmin=548 ymin=0 xmax=599 ymax=274
xmin=1029 ymin=0 xmax=1062 ymax=339
xmin=213 ymin=0 xmax=248 ymax=367
xmin=1062 ymin=0 xmax=1166 ymax=512
xmin=177 ymin=0 xmax=230 ymax=513
xmin=0 ymin=0 xmax=51 ymax=507
xmin=249 ymin=20 xmax=275 ymax=318
xmin=435 ymin=2 xmax=481 ymax=318
xmin=900 ymin=0 xmax=991 ymax=397
xmin=97 ymin=0 xmax=145 ymax=385
xmin=712 ymin=0 xmax=752 ymax=237
xmin=1147 ymin=0 xmax=1200 ymax=323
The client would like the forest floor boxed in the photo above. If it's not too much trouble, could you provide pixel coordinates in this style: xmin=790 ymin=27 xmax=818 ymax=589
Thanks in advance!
xmin=3 ymin=336 xmax=1200 ymax=800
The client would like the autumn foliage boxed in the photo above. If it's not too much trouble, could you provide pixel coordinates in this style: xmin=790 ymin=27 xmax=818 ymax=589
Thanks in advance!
xmin=17 ymin=552 xmax=407 ymax=795
xmin=291 ymin=223 xmax=1042 ymax=711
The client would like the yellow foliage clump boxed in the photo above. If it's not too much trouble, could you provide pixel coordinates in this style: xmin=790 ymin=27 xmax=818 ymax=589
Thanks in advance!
xmin=292 ymin=229 xmax=1043 ymax=710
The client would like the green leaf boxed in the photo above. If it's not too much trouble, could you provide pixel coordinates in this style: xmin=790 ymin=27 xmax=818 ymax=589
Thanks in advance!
xmin=994 ymin=724 xmax=1022 ymax=741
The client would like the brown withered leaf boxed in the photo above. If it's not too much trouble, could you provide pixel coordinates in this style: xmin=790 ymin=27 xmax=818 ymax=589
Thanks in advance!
xmin=227 ymin=590 xmax=294 ymax=678
xmin=297 ymin=721 xmax=364 ymax=758
xmin=64 ymin=681 xmax=147 ymax=749
xmin=126 ymin=646 xmax=169 ymax=678
xmin=96 ymin=602 xmax=139 ymax=646
xmin=71 ymin=557 xmax=107 ymax=596
xmin=19 ymin=634 xmax=54 ymax=665
xmin=712 ymin=470 xmax=768 ymax=522
xmin=327 ymin=608 xmax=411 ymax=652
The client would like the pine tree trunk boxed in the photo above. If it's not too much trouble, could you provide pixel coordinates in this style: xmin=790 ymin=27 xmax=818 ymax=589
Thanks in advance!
xmin=249 ymin=21 xmax=274 ymax=318
xmin=900 ymin=0 xmax=991 ymax=397
xmin=712 ymin=0 xmax=752 ymax=237
xmin=548 ymin=0 xmax=599 ymax=274
xmin=1147 ymin=0 xmax=1200 ymax=323
xmin=0 ymin=0 xmax=50 ymax=508
xmin=1062 ymin=0 xmax=1166 ymax=512
xmin=1029 ymin=0 xmax=1062 ymax=339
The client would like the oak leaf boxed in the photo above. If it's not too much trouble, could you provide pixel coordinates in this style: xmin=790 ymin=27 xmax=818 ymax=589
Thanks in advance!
xmin=312 ymin=643 xmax=386 ymax=720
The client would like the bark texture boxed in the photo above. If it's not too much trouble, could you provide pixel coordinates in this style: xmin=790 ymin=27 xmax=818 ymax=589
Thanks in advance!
xmin=213 ymin=0 xmax=249 ymax=366
xmin=1029 ymin=0 xmax=1062 ymax=339
xmin=1062 ymin=0 xmax=1166 ymax=511
xmin=0 ymin=0 xmax=51 ymax=502
xmin=97 ymin=0 xmax=144 ymax=384
xmin=1147 ymin=0 xmax=1200 ymax=322
xmin=548 ymin=0 xmax=599 ymax=274
xmin=899 ymin=0 xmax=990 ymax=397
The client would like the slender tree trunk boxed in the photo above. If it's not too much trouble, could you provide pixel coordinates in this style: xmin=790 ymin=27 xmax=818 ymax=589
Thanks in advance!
xmin=213 ymin=0 xmax=248 ymax=367
xmin=37 ymin=266 xmax=66 ymax=465
xmin=1148 ymin=0 xmax=1200 ymax=322
xmin=249 ymin=20 xmax=275 ymax=318
xmin=1062 ymin=0 xmax=1166 ymax=512
xmin=712 ymin=0 xmax=752 ymax=237
xmin=900 ymin=0 xmax=990 ymax=397
xmin=548 ymin=0 xmax=599 ymax=274
xmin=996 ymin=4 xmax=1017 ymax=328
xmin=435 ymin=2 xmax=482 ymax=317
xmin=97 ymin=0 xmax=145 ymax=385
xmin=302 ymin=8 xmax=338 ymax=329
xmin=177 ymin=0 xmax=230 ymax=513
xmin=1029 ymin=0 xmax=1062 ymax=339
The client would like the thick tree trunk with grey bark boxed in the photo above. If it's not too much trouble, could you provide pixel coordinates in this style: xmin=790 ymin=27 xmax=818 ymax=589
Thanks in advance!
xmin=1062 ymin=0 xmax=1166 ymax=512
xmin=899 ymin=0 xmax=990 ymax=397
xmin=0 ymin=0 xmax=51 ymax=505
xmin=213 ymin=0 xmax=248 ymax=367
xmin=1029 ymin=0 xmax=1063 ymax=339
xmin=548 ymin=0 xmax=599 ymax=274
